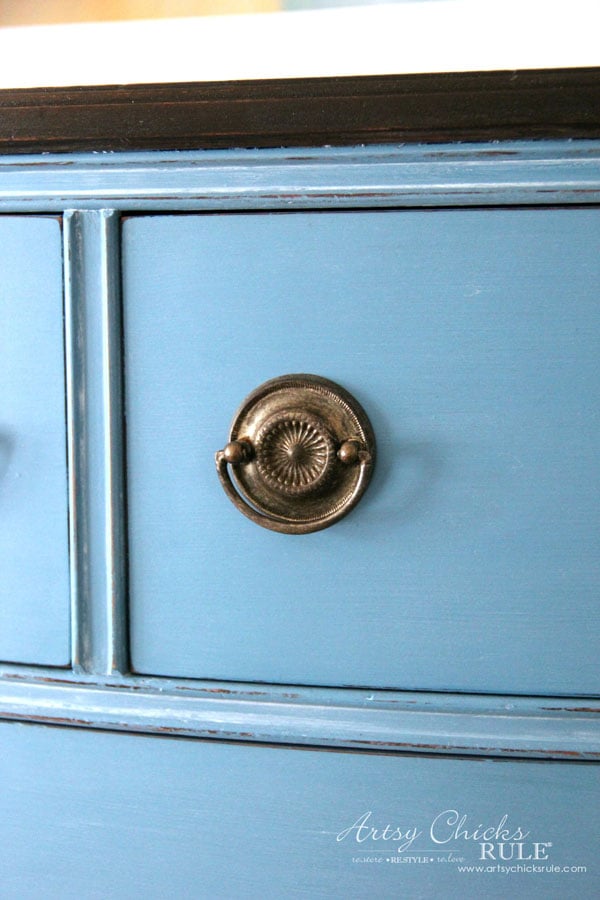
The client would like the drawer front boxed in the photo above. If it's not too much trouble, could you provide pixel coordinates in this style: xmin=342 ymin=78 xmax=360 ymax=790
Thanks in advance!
xmin=123 ymin=209 xmax=600 ymax=693
xmin=0 ymin=217 xmax=70 ymax=665
xmin=1 ymin=722 xmax=598 ymax=899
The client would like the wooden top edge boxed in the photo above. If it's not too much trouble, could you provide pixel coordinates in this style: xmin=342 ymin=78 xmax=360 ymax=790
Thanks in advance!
xmin=2 ymin=67 xmax=600 ymax=98
xmin=1 ymin=68 xmax=599 ymax=154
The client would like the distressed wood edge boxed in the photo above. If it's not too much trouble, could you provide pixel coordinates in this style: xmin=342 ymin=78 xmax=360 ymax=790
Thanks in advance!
xmin=64 ymin=211 xmax=129 ymax=675
xmin=1 ymin=141 xmax=600 ymax=213
xmin=1 ymin=68 xmax=599 ymax=154
xmin=0 ymin=672 xmax=598 ymax=759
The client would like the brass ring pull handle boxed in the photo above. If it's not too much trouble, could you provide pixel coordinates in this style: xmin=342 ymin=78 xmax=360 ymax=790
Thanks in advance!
xmin=215 ymin=375 xmax=375 ymax=534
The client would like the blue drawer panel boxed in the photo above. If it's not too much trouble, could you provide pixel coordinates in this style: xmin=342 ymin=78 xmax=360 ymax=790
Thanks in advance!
xmin=123 ymin=209 xmax=600 ymax=693
xmin=0 ymin=722 xmax=597 ymax=899
xmin=0 ymin=217 xmax=70 ymax=665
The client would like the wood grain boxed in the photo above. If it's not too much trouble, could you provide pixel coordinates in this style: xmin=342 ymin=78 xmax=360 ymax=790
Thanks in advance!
xmin=0 ymin=68 xmax=599 ymax=154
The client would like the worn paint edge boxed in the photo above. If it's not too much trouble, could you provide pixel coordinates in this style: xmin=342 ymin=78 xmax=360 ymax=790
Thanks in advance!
xmin=99 ymin=210 xmax=129 ymax=674
xmin=0 ymin=674 xmax=597 ymax=759
xmin=64 ymin=211 xmax=88 ymax=670
xmin=64 ymin=211 xmax=128 ymax=675
xmin=1 ymin=142 xmax=600 ymax=212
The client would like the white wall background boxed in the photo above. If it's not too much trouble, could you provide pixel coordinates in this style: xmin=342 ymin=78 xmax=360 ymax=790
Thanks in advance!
xmin=0 ymin=0 xmax=598 ymax=88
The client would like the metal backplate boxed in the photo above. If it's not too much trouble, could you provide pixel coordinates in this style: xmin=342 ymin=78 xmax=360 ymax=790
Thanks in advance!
xmin=217 ymin=374 xmax=375 ymax=534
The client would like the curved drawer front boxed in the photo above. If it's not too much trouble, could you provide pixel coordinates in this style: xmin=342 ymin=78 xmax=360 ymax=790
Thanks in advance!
xmin=123 ymin=208 xmax=600 ymax=693
xmin=1 ymin=722 xmax=598 ymax=899
xmin=0 ymin=217 xmax=70 ymax=666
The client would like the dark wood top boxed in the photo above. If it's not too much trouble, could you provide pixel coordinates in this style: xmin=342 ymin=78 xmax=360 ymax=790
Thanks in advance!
xmin=1 ymin=68 xmax=599 ymax=154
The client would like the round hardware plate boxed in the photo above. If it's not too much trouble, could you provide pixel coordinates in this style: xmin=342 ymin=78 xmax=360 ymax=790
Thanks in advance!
xmin=218 ymin=374 xmax=375 ymax=533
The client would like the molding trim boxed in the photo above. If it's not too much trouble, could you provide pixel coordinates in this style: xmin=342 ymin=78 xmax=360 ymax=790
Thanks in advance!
xmin=0 ymin=669 xmax=598 ymax=759
xmin=64 ymin=211 xmax=128 ymax=676
xmin=0 ymin=68 xmax=599 ymax=154
xmin=0 ymin=142 xmax=600 ymax=213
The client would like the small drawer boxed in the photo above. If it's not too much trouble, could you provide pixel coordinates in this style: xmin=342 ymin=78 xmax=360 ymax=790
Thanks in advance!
xmin=122 ymin=209 xmax=600 ymax=694
xmin=0 ymin=217 xmax=70 ymax=665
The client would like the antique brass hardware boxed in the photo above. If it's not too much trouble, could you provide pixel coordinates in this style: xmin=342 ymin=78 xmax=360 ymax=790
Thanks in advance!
xmin=215 ymin=374 xmax=375 ymax=534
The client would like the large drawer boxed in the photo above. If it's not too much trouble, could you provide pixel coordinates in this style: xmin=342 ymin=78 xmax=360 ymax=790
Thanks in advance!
xmin=1 ymin=721 xmax=597 ymax=899
xmin=122 ymin=208 xmax=600 ymax=694
xmin=0 ymin=217 xmax=70 ymax=665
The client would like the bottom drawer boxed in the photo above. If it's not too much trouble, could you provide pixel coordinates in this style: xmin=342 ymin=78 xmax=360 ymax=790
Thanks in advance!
xmin=0 ymin=723 xmax=597 ymax=899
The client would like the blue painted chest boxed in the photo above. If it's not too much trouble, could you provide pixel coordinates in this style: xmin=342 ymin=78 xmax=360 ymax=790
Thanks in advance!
xmin=0 ymin=73 xmax=599 ymax=897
